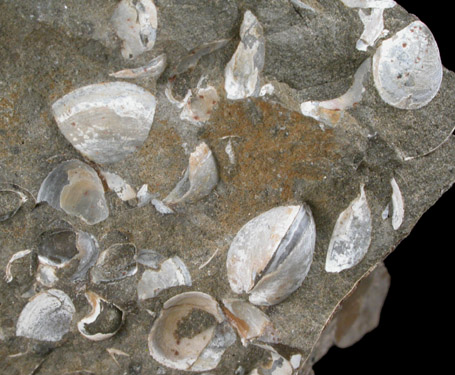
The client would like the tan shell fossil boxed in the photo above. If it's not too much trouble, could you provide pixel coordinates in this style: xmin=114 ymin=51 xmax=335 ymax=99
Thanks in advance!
xmin=51 ymin=82 xmax=156 ymax=164
xmin=37 ymin=160 xmax=109 ymax=225
xmin=226 ymin=204 xmax=316 ymax=306
xmin=148 ymin=292 xmax=235 ymax=372
xmin=372 ymin=21 xmax=443 ymax=109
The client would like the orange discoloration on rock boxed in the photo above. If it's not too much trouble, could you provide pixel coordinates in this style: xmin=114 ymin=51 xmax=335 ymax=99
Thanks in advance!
xmin=222 ymin=306 xmax=250 ymax=339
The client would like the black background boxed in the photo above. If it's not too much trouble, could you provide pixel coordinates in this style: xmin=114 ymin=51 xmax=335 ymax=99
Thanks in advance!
xmin=314 ymin=1 xmax=453 ymax=374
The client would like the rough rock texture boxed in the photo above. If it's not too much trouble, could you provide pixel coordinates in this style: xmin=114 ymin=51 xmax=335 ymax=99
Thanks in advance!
xmin=1 ymin=1 xmax=455 ymax=374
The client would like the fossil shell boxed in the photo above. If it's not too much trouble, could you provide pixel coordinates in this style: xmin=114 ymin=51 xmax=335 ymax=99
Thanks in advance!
xmin=180 ymin=85 xmax=219 ymax=125
xmin=390 ymin=177 xmax=404 ymax=230
xmin=0 ymin=183 xmax=32 ymax=222
xmin=224 ymin=11 xmax=265 ymax=100
xmin=227 ymin=204 xmax=316 ymax=306
xmin=222 ymin=299 xmax=279 ymax=346
xmin=164 ymin=143 xmax=218 ymax=206
xmin=71 ymin=231 xmax=100 ymax=282
xmin=16 ymin=289 xmax=75 ymax=342
xmin=51 ymin=83 xmax=156 ymax=164
xmin=148 ymin=292 xmax=235 ymax=371
xmin=325 ymin=184 xmax=372 ymax=273
xmin=135 ymin=249 xmax=166 ymax=268
xmin=372 ymin=21 xmax=442 ymax=109
xmin=91 ymin=243 xmax=137 ymax=283
xmin=77 ymin=291 xmax=124 ymax=341
xmin=37 ymin=228 xmax=78 ymax=268
xmin=340 ymin=0 xmax=396 ymax=8
xmin=5 ymin=249 xmax=32 ymax=283
xmin=249 ymin=344 xmax=294 ymax=375
xmin=112 ymin=0 xmax=158 ymax=59
xmin=36 ymin=264 xmax=59 ymax=287
xmin=101 ymin=171 xmax=136 ymax=201
xmin=110 ymin=54 xmax=167 ymax=79
xmin=356 ymin=8 xmax=388 ymax=52
xmin=37 ymin=160 xmax=109 ymax=225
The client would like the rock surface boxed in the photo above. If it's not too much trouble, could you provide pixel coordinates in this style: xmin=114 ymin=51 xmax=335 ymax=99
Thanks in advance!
xmin=1 ymin=1 xmax=454 ymax=374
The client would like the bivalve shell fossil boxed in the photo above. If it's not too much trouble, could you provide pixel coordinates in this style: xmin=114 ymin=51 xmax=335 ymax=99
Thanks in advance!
xmin=372 ymin=21 xmax=442 ymax=109
xmin=91 ymin=243 xmax=137 ymax=283
xmin=226 ymin=204 xmax=316 ymax=306
xmin=148 ymin=292 xmax=235 ymax=371
xmin=51 ymin=82 xmax=156 ymax=164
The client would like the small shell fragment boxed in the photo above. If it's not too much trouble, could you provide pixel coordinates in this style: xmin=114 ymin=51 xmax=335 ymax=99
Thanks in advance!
xmin=0 ymin=183 xmax=31 ymax=222
xmin=225 ymin=11 xmax=265 ymax=100
xmin=91 ymin=243 xmax=137 ymax=283
xmin=135 ymin=249 xmax=166 ymax=269
xmin=16 ymin=289 xmax=75 ymax=342
xmin=137 ymin=256 xmax=192 ymax=300
xmin=249 ymin=344 xmax=294 ymax=375
xmin=36 ymin=264 xmax=59 ymax=287
xmin=77 ymin=291 xmax=124 ymax=341
xmin=180 ymin=85 xmax=219 ymax=125
xmin=325 ymin=184 xmax=372 ymax=273
xmin=222 ymin=299 xmax=279 ymax=346
xmin=390 ymin=177 xmax=404 ymax=230
xmin=164 ymin=143 xmax=218 ymax=206
xmin=102 ymin=171 xmax=136 ymax=201
xmin=52 ymin=82 xmax=156 ymax=164
xmin=227 ymin=204 xmax=316 ymax=306
xmin=37 ymin=160 xmax=109 ymax=225
xmin=71 ymin=231 xmax=100 ymax=282
xmin=148 ymin=292 xmax=235 ymax=371
xmin=356 ymin=8 xmax=388 ymax=51
xmin=110 ymin=54 xmax=167 ymax=79
xmin=112 ymin=0 xmax=158 ymax=59
xmin=4 ymin=249 xmax=32 ymax=283
xmin=372 ymin=21 xmax=442 ymax=109
xmin=339 ymin=0 xmax=396 ymax=8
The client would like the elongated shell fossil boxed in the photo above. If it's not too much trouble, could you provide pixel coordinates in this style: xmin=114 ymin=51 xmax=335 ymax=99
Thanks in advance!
xmin=37 ymin=160 xmax=109 ymax=225
xmin=372 ymin=21 xmax=442 ymax=109
xmin=16 ymin=289 xmax=75 ymax=342
xmin=226 ymin=204 xmax=316 ymax=306
xmin=51 ymin=82 xmax=156 ymax=164
xmin=148 ymin=292 xmax=235 ymax=371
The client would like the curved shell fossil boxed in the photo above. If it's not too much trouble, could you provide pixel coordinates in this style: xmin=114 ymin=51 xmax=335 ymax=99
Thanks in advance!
xmin=226 ymin=204 xmax=316 ymax=306
xmin=110 ymin=53 xmax=167 ymax=79
xmin=16 ymin=289 xmax=75 ymax=342
xmin=51 ymin=82 xmax=156 ymax=164
xmin=0 ymin=183 xmax=32 ymax=222
xmin=77 ymin=291 xmax=124 ymax=341
xmin=148 ymin=292 xmax=235 ymax=371
xmin=37 ymin=228 xmax=78 ymax=268
xmin=372 ymin=21 xmax=442 ymax=109
xmin=37 ymin=160 xmax=109 ymax=225
xmin=91 ymin=243 xmax=137 ymax=283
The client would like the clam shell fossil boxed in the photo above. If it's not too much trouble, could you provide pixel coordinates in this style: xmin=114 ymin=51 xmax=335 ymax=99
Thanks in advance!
xmin=226 ymin=204 xmax=316 ymax=306
xmin=37 ymin=228 xmax=78 ymax=268
xmin=148 ymin=292 xmax=235 ymax=371
xmin=325 ymin=184 xmax=372 ymax=273
xmin=91 ymin=243 xmax=137 ymax=283
xmin=248 ymin=344 xmax=294 ymax=375
xmin=37 ymin=160 xmax=109 ymax=225
xmin=16 ymin=289 xmax=75 ymax=342
xmin=77 ymin=291 xmax=124 ymax=341
xmin=372 ymin=21 xmax=443 ymax=109
xmin=51 ymin=82 xmax=156 ymax=164
xmin=110 ymin=53 xmax=167 ymax=79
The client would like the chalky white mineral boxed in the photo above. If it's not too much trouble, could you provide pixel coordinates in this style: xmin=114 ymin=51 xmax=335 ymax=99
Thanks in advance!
xmin=112 ymin=0 xmax=158 ymax=59
xmin=227 ymin=204 xmax=316 ymax=306
xmin=52 ymin=82 xmax=156 ymax=164
xmin=373 ymin=21 xmax=442 ymax=109
xmin=390 ymin=177 xmax=404 ymax=230
xmin=224 ymin=11 xmax=265 ymax=100
xmin=16 ymin=289 xmax=75 ymax=342
xmin=325 ymin=185 xmax=372 ymax=273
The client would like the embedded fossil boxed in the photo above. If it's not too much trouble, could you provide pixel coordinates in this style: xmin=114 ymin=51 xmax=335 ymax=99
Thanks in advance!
xmin=101 ymin=171 xmax=136 ymax=202
xmin=180 ymin=85 xmax=219 ymax=125
xmin=356 ymin=8 xmax=388 ymax=51
xmin=91 ymin=243 xmax=137 ymax=283
xmin=110 ymin=54 xmax=167 ymax=79
xmin=390 ymin=177 xmax=404 ymax=230
xmin=0 ymin=183 xmax=33 ymax=222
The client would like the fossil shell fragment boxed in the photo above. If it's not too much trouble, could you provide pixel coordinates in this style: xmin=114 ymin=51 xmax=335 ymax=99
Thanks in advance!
xmin=16 ymin=289 xmax=75 ymax=342
xmin=37 ymin=228 xmax=78 ymax=268
xmin=112 ymin=0 xmax=158 ymax=59
xmin=222 ymin=299 xmax=279 ymax=346
xmin=137 ymin=256 xmax=192 ymax=300
xmin=71 ymin=231 xmax=100 ymax=282
xmin=36 ymin=264 xmax=59 ymax=287
xmin=4 ymin=249 xmax=32 ymax=283
xmin=164 ymin=143 xmax=218 ymax=206
xmin=340 ymin=0 xmax=396 ymax=8
xmin=148 ymin=292 xmax=235 ymax=372
xmin=372 ymin=21 xmax=443 ymax=109
xmin=101 ymin=171 xmax=136 ymax=202
xmin=249 ymin=344 xmax=294 ymax=375
xmin=356 ymin=8 xmax=388 ymax=52
xmin=37 ymin=160 xmax=109 ymax=225
xmin=224 ymin=11 xmax=265 ymax=100
xmin=77 ymin=291 xmax=124 ymax=341
xmin=325 ymin=184 xmax=372 ymax=273
xmin=227 ymin=204 xmax=316 ymax=306
xmin=180 ymin=85 xmax=219 ymax=125
xmin=91 ymin=243 xmax=137 ymax=283
xmin=390 ymin=177 xmax=404 ymax=230
xmin=135 ymin=249 xmax=166 ymax=268
xmin=110 ymin=54 xmax=167 ymax=79
xmin=51 ymin=82 xmax=156 ymax=164
xmin=0 ymin=183 xmax=31 ymax=222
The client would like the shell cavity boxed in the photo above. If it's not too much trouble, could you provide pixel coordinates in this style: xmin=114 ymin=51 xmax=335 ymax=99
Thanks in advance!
xmin=325 ymin=185 xmax=372 ymax=273
xmin=372 ymin=21 xmax=442 ymax=109
xmin=227 ymin=204 xmax=316 ymax=306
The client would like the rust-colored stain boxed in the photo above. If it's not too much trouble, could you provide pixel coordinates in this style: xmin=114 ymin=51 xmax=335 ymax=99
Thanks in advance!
xmin=222 ymin=306 xmax=250 ymax=339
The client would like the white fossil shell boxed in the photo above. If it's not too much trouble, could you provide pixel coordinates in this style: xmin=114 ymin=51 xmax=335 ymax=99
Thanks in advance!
xmin=148 ymin=292 xmax=235 ymax=372
xmin=37 ymin=160 xmax=109 ymax=225
xmin=390 ymin=177 xmax=404 ymax=230
xmin=51 ymin=82 xmax=156 ymax=164
xmin=112 ymin=0 xmax=158 ymax=59
xmin=290 ymin=0 xmax=316 ymax=13
xmin=77 ymin=291 xmax=124 ymax=341
xmin=91 ymin=243 xmax=137 ymax=283
xmin=248 ymin=344 xmax=294 ymax=375
xmin=16 ymin=289 xmax=75 ymax=342
xmin=101 ymin=171 xmax=136 ymax=201
xmin=110 ymin=54 xmax=167 ymax=79
xmin=226 ymin=204 xmax=316 ymax=306
xmin=137 ymin=256 xmax=192 ymax=300
xmin=224 ymin=11 xmax=265 ymax=100
xmin=222 ymin=299 xmax=279 ymax=346
xmin=339 ymin=0 xmax=396 ymax=8
xmin=180 ymin=85 xmax=219 ymax=125
xmin=325 ymin=184 xmax=372 ymax=273
xmin=164 ymin=143 xmax=218 ymax=206
xmin=4 ymin=249 xmax=32 ymax=283
xmin=356 ymin=8 xmax=388 ymax=51
xmin=36 ymin=264 xmax=59 ymax=287
xmin=0 ymin=183 xmax=30 ymax=222
xmin=301 ymin=58 xmax=370 ymax=126
xmin=372 ymin=21 xmax=442 ymax=109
